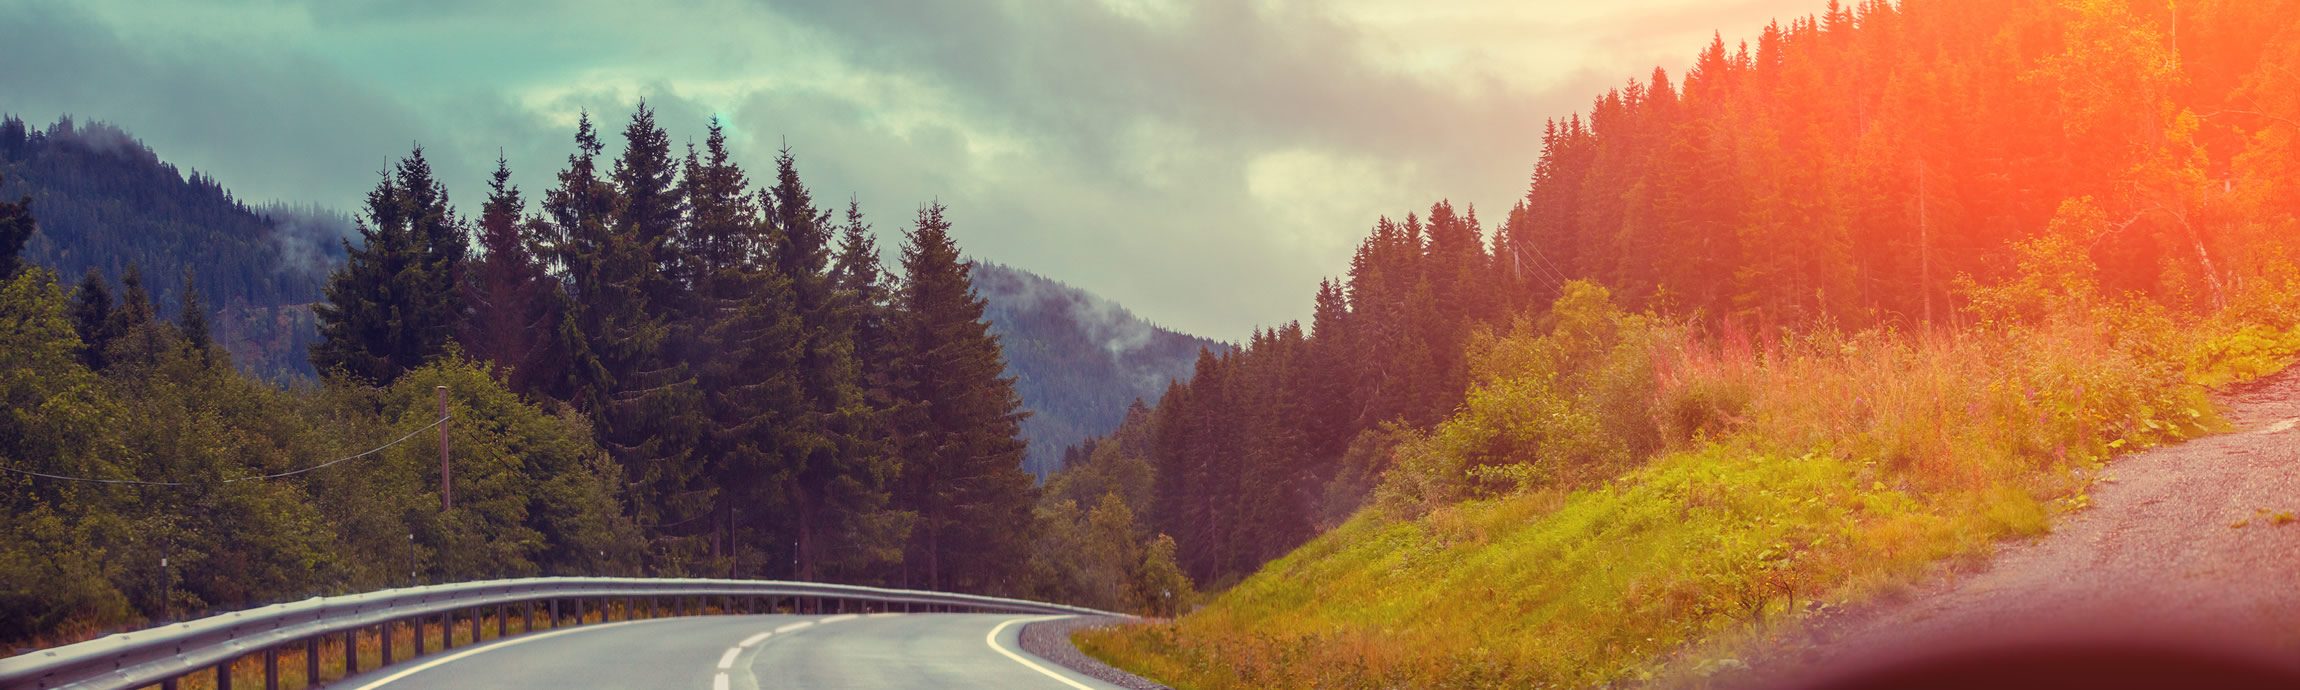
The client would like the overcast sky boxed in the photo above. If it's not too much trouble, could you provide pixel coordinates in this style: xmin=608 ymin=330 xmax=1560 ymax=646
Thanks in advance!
xmin=0 ymin=0 xmax=1821 ymax=341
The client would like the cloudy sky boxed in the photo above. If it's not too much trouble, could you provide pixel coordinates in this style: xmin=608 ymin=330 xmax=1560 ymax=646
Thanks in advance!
xmin=0 ymin=0 xmax=1821 ymax=341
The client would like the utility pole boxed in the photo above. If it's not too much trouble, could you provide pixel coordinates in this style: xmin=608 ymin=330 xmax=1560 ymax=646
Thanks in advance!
xmin=438 ymin=385 xmax=451 ymax=512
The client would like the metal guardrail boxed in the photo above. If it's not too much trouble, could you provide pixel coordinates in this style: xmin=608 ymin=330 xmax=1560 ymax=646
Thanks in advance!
xmin=0 ymin=577 xmax=1124 ymax=690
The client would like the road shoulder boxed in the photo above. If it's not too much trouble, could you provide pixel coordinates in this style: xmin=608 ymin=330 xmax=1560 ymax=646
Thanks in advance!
xmin=1021 ymin=616 xmax=1171 ymax=690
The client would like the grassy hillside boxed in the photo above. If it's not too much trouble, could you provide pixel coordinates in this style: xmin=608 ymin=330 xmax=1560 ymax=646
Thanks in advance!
xmin=1077 ymin=0 xmax=2300 ymax=685
xmin=1081 ymin=270 xmax=2300 ymax=687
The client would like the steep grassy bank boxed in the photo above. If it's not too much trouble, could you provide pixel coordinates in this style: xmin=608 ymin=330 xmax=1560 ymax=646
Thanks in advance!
xmin=1079 ymin=270 xmax=2300 ymax=688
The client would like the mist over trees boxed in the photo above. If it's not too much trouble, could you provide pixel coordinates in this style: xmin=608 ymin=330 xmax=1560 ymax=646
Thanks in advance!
xmin=972 ymin=262 xmax=1221 ymax=477
xmin=0 ymin=115 xmax=348 ymax=381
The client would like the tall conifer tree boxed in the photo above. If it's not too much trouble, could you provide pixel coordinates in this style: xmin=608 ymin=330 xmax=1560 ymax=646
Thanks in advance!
xmin=461 ymin=156 xmax=562 ymax=398
xmin=888 ymin=202 xmax=1035 ymax=592
xmin=312 ymin=146 xmax=467 ymax=384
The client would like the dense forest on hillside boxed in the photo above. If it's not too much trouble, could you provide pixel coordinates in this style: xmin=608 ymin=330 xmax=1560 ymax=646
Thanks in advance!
xmin=0 ymin=106 xmax=1192 ymax=648
xmin=1056 ymin=0 xmax=2300 ymax=589
xmin=0 ymin=114 xmax=1204 ymax=467
xmin=972 ymin=262 xmax=1220 ymax=477
xmin=0 ymin=115 xmax=348 ymax=381
xmin=1074 ymin=0 xmax=2300 ymax=685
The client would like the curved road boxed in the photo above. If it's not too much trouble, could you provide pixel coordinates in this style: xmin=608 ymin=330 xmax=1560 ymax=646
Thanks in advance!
xmin=334 ymin=613 xmax=1122 ymax=690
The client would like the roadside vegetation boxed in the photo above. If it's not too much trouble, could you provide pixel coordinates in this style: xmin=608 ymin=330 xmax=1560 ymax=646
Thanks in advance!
xmin=1077 ymin=0 xmax=2300 ymax=686
xmin=1081 ymin=252 xmax=2300 ymax=687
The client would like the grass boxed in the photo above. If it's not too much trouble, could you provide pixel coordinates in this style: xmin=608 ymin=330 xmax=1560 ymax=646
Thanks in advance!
xmin=1078 ymin=283 xmax=2300 ymax=689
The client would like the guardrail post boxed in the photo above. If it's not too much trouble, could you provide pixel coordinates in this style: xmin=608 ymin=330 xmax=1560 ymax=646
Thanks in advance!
xmin=346 ymin=628 xmax=360 ymax=674
xmin=307 ymin=636 xmax=320 ymax=686
xmin=414 ymin=616 xmax=428 ymax=656
xmin=216 ymin=660 xmax=233 ymax=690
xmin=497 ymin=603 xmax=508 ymax=638
xmin=548 ymin=599 xmax=559 ymax=628
xmin=381 ymin=621 xmax=394 ymax=666
xmin=161 ymin=677 xmax=178 ymax=690
xmin=264 ymin=647 xmax=280 ymax=690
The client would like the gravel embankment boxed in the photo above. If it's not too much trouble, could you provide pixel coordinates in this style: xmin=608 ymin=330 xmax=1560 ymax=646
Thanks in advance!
xmin=1762 ymin=368 xmax=2300 ymax=682
xmin=1022 ymin=616 xmax=1172 ymax=690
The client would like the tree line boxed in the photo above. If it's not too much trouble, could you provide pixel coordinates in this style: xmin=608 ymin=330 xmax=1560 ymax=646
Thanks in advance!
xmin=0 ymin=104 xmax=1192 ymax=648
xmin=1057 ymin=0 xmax=2300 ymax=588
xmin=309 ymin=104 xmax=1195 ymax=595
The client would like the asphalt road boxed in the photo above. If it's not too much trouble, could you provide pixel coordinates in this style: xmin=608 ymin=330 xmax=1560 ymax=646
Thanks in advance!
xmin=334 ymin=613 xmax=1123 ymax=690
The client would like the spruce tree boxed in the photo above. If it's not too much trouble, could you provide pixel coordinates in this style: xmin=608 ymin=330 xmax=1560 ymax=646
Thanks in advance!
xmin=679 ymin=117 xmax=805 ymax=576
xmin=461 ymin=155 xmax=561 ymax=397
xmin=177 ymin=269 xmax=211 ymax=358
xmin=762 ymin=149 xmax=904 ymax=581
xmin=556 ymin=106 xmax=707 ymax=569
xmin=311 ymin=146 xmax=468 ymax=384
xmin=0 ymin=175 xmax=30 ymax=280
xmin=544 ymin=112 xmax=623 ymax=412
xmin=889 ymin=202 xmax=1035 ymax=593
xmin=107 ymin=263 xmax=165 ymax=365
xmin=833 ymin=197 xmax=904 ymax=426
xmin=70 ymin=268 xmax=114 ymax=371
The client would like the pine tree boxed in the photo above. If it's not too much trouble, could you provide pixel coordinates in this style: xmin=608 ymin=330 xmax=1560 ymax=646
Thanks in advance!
xmin=890 ymin=202 xmax=1036 ymax=593
xmin=311 ymin=146 xmax=468 ymax=384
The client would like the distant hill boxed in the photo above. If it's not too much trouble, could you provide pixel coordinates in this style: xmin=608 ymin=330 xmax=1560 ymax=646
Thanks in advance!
xmin=0 ymin=114 xmax=349 ymax=380
xmin=973 ymin=262 xmax=1223 ymax=477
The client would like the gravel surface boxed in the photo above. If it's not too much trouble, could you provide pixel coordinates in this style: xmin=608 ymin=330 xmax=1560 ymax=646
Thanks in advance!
xmin=1022 ymin=616 xmax=1172 ymax=690
xmin=1761 ymin=367 xmax=2300 ymax=680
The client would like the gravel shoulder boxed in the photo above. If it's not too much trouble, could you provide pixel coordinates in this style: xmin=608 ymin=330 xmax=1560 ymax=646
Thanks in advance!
xmin=1023 ymin=616 xmax=1172 ymax=690
xmin=1760 ymin=367 xmax=2300 ymax=679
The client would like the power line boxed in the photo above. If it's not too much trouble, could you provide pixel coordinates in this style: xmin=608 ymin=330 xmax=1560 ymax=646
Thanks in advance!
xmin=0 ymin=415 xmax=448 ymax=487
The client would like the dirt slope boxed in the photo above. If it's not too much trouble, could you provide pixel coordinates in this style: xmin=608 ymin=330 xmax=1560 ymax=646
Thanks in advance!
xmin=1765 ymin=368 xmax=2300 ymax=679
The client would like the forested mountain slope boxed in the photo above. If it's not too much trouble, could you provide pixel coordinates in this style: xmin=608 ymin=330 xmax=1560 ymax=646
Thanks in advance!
xmin=972 ymin=262 xmax=1221 ymax=477
xmin=0 ymin=115 xmax=348 ymax=381
xmin=0 ymin=115 xmax=1207 ymax=468
xmin=1073 ymin=0 xmax=2300 ymax=685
